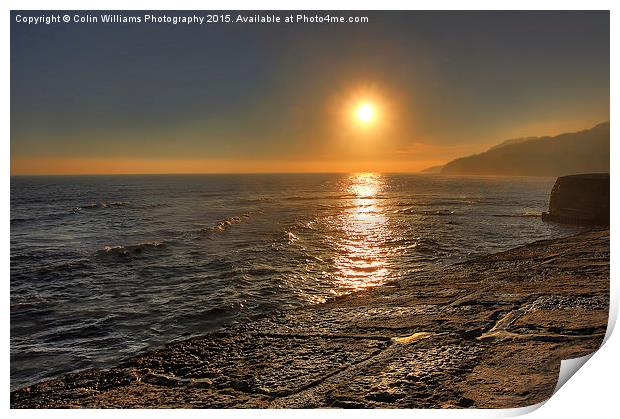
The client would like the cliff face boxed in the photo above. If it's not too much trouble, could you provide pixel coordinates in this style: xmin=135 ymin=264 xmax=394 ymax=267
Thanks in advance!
xmin=542 ymin=174 xmax=609 ymax=225
xmin=440 ymin=122 xmax=609 ymax=176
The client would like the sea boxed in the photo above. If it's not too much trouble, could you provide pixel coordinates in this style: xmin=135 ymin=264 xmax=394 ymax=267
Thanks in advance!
xmin=10 ymin=173 xmax=585 ymax=389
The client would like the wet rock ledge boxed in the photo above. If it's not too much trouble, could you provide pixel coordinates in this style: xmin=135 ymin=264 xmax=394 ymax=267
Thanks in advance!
xmin=11 ymin=230 xmax=609 ymax=409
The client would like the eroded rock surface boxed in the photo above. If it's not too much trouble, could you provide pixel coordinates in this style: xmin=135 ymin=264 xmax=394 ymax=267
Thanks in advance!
xmin=11 ymin=230 xmax=609 ymax=408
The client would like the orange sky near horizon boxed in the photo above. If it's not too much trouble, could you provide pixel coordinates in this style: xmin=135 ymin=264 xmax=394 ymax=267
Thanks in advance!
xmin=10 ymin=114 xmax=608 ymax=176
xmin=10 ymin=157 xmax=452 ymax=176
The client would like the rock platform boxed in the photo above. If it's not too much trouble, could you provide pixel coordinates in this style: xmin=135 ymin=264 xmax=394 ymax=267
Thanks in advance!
xmin=11 ymin=230 xmax=609 ymax=408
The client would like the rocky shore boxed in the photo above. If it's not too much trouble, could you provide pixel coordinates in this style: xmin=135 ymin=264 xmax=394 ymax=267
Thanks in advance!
xmin=11 ymin=230 xmax=609 ymax=409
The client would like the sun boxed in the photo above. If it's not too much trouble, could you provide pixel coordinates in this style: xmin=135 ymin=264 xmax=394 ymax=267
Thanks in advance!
xmin=355 ymin=102 xmax=375 ymax=124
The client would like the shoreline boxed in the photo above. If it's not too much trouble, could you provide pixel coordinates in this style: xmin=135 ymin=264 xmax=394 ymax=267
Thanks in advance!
xmin=11 ymin=229 xmax=609 ymax=408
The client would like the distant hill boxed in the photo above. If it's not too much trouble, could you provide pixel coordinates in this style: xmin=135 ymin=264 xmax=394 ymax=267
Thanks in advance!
xmin=487 ymin=136 xmax=538 ymax=151
xmin=439 ymin=122 xmax=609 ymax=176
xmin=420 ymin=164 xmax=444 ymax=174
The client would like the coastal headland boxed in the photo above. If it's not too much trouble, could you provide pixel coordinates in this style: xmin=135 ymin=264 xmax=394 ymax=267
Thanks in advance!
xmin=11 ymin=229 xmax=609 ymax=408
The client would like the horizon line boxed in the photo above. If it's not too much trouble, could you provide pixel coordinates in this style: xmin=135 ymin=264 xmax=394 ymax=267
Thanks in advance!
xmin=9 ymin=172 xmax=564 ymax=179
xmin=10 ymin=170 xmax=429 ymax=177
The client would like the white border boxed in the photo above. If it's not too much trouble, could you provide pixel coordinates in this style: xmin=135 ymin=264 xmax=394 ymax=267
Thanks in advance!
xmin=3 ymin=2 xmax=616 ymax=418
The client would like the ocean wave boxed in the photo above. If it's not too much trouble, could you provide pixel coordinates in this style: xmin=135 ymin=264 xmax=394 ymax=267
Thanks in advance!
xmin=284 ymin=195 xmax=328 ymax=201
xmin=393 ymin=199 xmax=476 ymax=207
xmin=193 ymin=214 xmax=251 ymax=237
xmin=237 ymin=196 xmax=274 ymax=204
xmin=77 ymin=201 xmax=129 ymax=210
xmin=491 ymin=212 xmax=540 ymax=218
xmin=172 ymin=213 xmax=253 ymax=242
xmin=42 ymin=316 xmax=118 ymax=342
xmin=95 ymin=241 xmax=166 ymax=258
xmin=211 ymin=215 xmax=249 ymax=232
xmin=94 ymin=213 xmax=251 ymax=260
xmin=397 ymin=208 xmax=456 ymax=216
xmin=10 ymin=297 xmax=49 ymax=312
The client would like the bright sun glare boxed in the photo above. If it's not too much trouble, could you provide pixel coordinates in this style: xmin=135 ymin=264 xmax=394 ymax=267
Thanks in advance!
xmin=355 ymin=102 xmax=375 ymax=124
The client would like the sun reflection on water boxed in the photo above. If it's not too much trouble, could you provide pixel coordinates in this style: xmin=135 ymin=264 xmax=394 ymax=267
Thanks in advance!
xmin=333 ymin=173 xmax=391 ymax=293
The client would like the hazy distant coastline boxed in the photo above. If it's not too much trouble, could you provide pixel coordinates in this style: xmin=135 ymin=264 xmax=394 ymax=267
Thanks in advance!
xmin=424 ymin=122 xmax=610 ymax=177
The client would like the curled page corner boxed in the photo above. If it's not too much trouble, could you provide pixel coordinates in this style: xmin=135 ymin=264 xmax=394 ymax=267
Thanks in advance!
xmin=549 ymin=300 xmax=615 ymax=400
xmin=553 ymin=353 xmax=594 ymax=394
xmin=496 ymin=354 xmax=598 ymax=417
xmin=547 ymin=237 xmax=617 ymax=404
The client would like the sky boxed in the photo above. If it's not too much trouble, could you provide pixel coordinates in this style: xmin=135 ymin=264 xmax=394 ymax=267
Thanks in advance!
xmin=11 ymin=11 xmax=610 ymax=175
